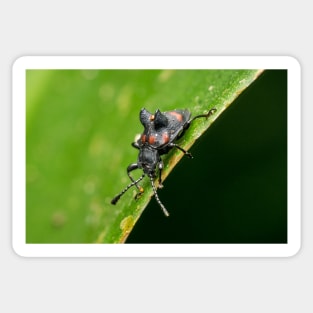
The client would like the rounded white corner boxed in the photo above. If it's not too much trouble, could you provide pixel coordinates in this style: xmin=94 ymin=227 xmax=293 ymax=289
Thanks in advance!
xmin=12 ymin=56 xmax=29 ymax=72
xmin=285 ymin=55 xmax=301 ymax=71
xmin=11 ymin=241 xmax=28 ymax=258
xmin=285 ymin=240 xmax=302 ymax=258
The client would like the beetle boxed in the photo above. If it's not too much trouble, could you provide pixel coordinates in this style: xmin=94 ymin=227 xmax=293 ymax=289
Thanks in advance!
xmin=111 ymin=107 xmax=216 ymax=216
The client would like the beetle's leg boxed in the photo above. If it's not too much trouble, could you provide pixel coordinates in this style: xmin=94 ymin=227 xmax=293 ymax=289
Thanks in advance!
xmin=174 ymin=109 xmax=216 ymax=141
xmin=127 ymin=163 xmax=144 ymax=192
xmin=183 ymin=108 xmax=216 ymax=131
xmin=111 ymin=173 xmax=145 ymax=205
xmin=189 ymin=108 xmax=216 ymax=124
xmin=158 ymin=158 xmax=164 ymax=188
xmin=168 ymin=143 xmax=193 ymax=159
xmin=132 ymin=141 xmax=140 ymax=149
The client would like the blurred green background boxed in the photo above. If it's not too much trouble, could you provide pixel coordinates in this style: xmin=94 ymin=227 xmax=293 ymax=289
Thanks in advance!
xmin=26 ymin=69 xmax=286 ymax=243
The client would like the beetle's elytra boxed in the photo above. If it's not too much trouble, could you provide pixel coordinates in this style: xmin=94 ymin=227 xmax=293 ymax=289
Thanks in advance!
xmin=111 ymin=107 xmax=216 ymax=216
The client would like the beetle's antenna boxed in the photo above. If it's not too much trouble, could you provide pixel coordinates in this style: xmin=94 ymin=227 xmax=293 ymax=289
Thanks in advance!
xmin=149 ymin=175 xmax=170 ymax=217
xmin=111 ymin=174 xmax=145 ymax=205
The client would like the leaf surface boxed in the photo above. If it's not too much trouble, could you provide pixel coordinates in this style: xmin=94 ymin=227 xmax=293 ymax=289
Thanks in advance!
xmin=26 ymin=69 xmax=263 ymax=243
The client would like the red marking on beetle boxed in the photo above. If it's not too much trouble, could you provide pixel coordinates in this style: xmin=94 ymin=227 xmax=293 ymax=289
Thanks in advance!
xmin=148 ymin=135 xmax=156 ymax=144
xmin=169 ymin=111 xmax=183 ymax=122
xmin=141 ymin=134 xmax=146 ymax=143
xmin=162 ymin=132 xmax=169 ymax=144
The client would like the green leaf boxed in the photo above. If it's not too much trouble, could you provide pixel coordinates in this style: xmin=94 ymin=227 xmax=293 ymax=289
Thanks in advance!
xmin=26 ymin=69 xmax=263 ymax=243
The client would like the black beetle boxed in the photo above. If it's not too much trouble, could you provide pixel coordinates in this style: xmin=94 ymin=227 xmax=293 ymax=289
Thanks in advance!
xmin=111 ymin=107 xmax=216 ymax=216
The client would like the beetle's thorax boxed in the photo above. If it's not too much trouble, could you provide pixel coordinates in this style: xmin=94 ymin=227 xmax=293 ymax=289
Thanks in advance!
xmin=137 ymin=145 xmax=159 ymax=176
